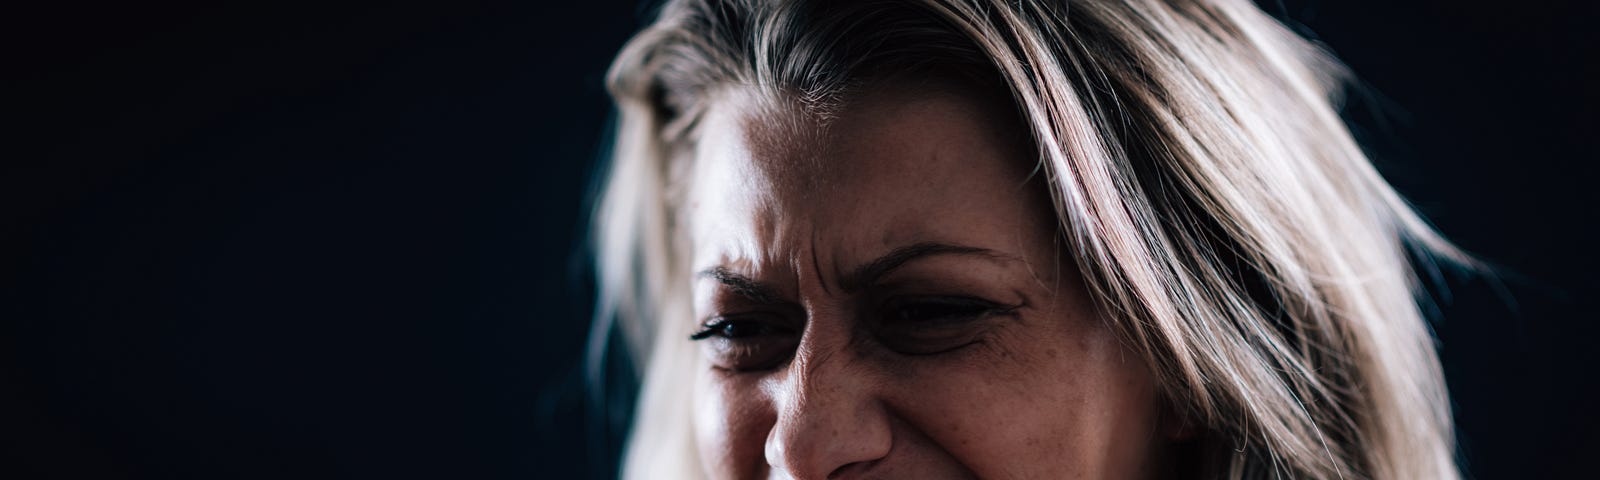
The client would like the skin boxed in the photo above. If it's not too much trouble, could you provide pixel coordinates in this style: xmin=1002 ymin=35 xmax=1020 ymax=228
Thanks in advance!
xmin=682 ymin=83 xmax=1172 ymax=479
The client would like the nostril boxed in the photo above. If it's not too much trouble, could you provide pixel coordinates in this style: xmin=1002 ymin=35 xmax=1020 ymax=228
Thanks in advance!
xmin=825 ymin=458 xmax=881 ymax=480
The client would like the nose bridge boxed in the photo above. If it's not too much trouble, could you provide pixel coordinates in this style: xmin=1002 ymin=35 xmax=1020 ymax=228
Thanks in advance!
xmin=764 ymin=332 xmax=892 ymax=478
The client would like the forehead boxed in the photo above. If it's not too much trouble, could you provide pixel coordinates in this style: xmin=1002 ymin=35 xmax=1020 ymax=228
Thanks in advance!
xmin=683 ymin=84 xmax=1039 ymax=271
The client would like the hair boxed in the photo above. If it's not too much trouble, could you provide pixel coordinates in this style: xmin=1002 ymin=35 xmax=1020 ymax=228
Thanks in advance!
xmin=590 ymin=0 xmax=1468 ymax=478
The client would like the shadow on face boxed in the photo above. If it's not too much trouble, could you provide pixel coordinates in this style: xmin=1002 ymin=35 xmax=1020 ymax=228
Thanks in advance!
xmin=683 ymin=82 xmax=1178 ymax=479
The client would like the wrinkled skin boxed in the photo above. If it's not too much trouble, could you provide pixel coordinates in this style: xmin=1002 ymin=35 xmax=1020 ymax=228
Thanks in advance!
xmin=683 ymin=84 xmax=1176 ymax=479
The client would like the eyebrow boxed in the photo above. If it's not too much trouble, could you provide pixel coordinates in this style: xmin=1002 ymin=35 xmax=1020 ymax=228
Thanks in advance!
xmin=697 ymin=266 xmax=783 ymax=304
xmin=839 ymin=242 xmax=1012 ymax=292
xmin=695 ymin=241 xmax=1016 ymax=301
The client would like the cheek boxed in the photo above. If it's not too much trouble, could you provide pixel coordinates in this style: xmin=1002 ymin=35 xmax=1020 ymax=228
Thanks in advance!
xmin=693 ymin=368 xmax=776 ymax=478
xmin=881 ymin=318 xmax=1162 ymax=478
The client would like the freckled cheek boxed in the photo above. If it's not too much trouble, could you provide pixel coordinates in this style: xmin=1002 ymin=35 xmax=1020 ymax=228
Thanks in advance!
xmin=694 ymin=371 xmax=776 ymax=478
xmin=880 ymin=332 xmax=1121 ymax=474
xmin=871 ymin=350 xmax=1026 ymax=450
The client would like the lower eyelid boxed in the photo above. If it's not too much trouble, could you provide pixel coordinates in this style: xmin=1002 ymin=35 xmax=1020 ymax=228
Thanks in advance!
xmin=879 ymin=322 xmax=989 ymax=349
xmin=889 ymin=337 xmax=986 ymax=357
xmin=700 ymin=332 xmax=799 ymax=371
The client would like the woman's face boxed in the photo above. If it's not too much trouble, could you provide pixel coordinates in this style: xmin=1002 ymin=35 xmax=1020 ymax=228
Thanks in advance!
xmin=683 ymin=85 xmax=1171 ymax=479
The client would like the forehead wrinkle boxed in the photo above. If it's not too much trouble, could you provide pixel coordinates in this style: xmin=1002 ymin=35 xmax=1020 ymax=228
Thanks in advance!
xmin=695 ymin=83 xmax=1036 ymax=301
xmin=691 ymin=88 xmax=851 ymax=296
xmin=730 ymin=88 xmax=843 ymax=206
xmin=807 ymin=227 xmax=834 ymax=296
xmin=686 ymin=92 xmax=776 ymax=270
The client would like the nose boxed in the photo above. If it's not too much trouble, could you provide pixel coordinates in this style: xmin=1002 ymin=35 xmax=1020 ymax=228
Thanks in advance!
xmin=762 ymin=347 xmax=893 ymax=479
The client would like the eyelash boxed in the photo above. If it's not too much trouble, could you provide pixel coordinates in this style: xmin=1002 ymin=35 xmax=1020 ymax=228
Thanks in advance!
xmin=880 ymin=295 xmax=1014 ymax=325
xmin=688 ymin=314 xmax=799 ymax=372
xmin=686 ymin=297 xmax=1003 ymax=339
xmin=689 ymin=317 xmax=782 ymax=341
xmin=689 ymin=295 xmax=1016 ymax=364
xmin=875 ymin=295 xmax=1015 ymax=355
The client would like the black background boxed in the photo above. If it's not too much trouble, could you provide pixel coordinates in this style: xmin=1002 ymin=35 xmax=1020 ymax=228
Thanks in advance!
xmin=3 ymin=1 xmax=1594 ymax=478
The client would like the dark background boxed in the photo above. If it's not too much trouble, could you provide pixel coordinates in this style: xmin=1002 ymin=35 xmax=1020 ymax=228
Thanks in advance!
xmin=2 ymin=1 xmax=1594 ymax=478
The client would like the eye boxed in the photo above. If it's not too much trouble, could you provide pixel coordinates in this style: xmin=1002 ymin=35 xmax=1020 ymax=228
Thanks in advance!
xmin=689 ymin=314 xmax=799 ymax=372
xmin=885 ymin=296 xmax=1002 ymax=324
xmin=690 ymin=317 xmax=780 ymax=340
xmin=876 ymin=295 xmax=1014 ymax=355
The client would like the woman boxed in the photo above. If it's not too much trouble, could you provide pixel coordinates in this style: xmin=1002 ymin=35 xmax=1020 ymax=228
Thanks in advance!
xmin=591 ymin=0 xmax=1467 ymax=478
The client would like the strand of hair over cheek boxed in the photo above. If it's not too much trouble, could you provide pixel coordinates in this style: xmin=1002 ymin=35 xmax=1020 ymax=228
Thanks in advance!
xmin=918 ymin=1 xmax=1460 ymax=478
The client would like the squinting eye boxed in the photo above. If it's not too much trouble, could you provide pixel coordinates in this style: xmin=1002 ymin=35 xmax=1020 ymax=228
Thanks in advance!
xmin=689 ymin=314 xmax=799 ymax=372
xmin=877 ymin=296 xmax=1013 ymax=355
xmin=690 ymin=318 xmax=778 ymax=340
xmin=886 ymin=296 xmax=1000 ymax=324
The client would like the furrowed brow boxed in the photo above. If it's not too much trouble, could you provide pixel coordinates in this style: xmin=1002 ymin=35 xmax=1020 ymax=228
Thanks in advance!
xmin=696 ymin=266 xmax=783 ymax=304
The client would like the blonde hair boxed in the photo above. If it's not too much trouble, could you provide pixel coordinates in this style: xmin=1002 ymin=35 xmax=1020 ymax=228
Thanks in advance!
xmin=592 ymin=0 xmax=1467 ymax=478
